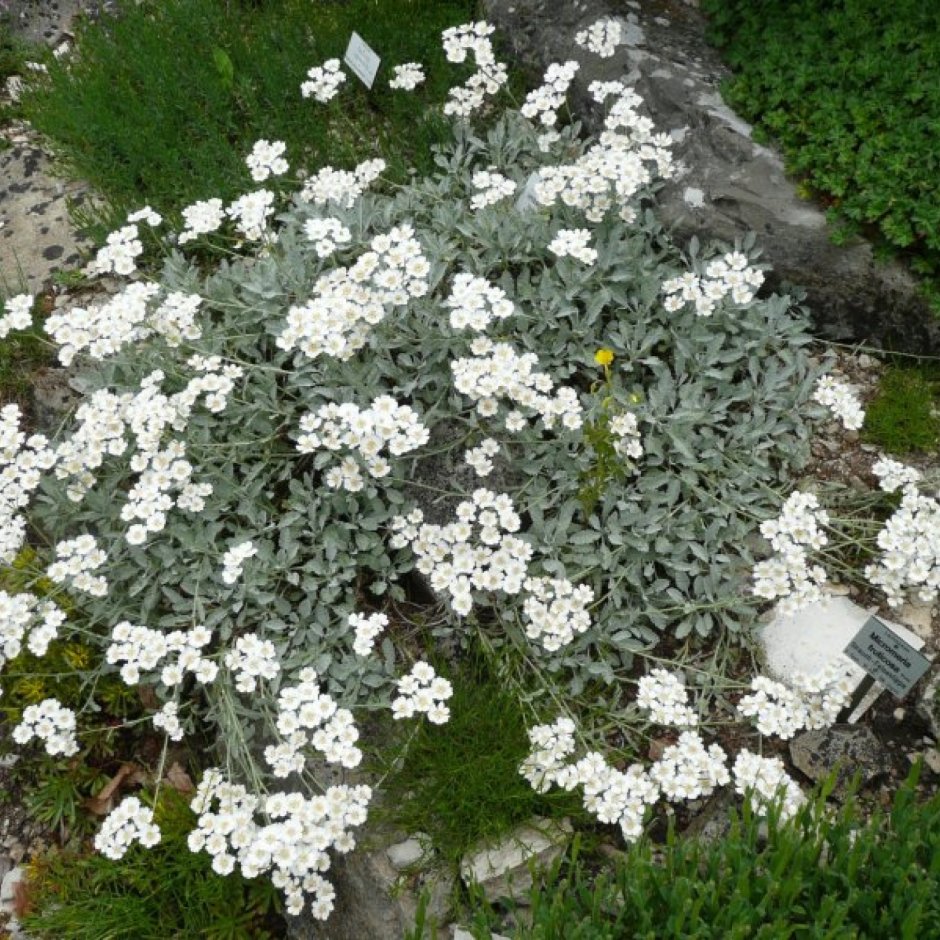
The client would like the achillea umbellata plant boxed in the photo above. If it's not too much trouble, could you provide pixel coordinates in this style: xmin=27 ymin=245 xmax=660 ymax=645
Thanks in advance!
xmin=1 ymin=17 xmax=924 ymax=919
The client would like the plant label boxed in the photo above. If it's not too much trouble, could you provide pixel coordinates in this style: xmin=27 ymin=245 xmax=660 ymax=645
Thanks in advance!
xmin=344 ymin=32 xmax=381 ymax=89
xmin=844 ymin=616 xmax=931 ymax=699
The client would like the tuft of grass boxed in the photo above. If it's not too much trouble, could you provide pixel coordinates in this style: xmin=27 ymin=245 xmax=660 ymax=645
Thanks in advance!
xmin=863 ymin=365 xmax=940 ymax=454
xmin=467 ymin=768 xmax=940 ymax=938
xmin=20 ymin=0 xmax=481 ymax=237
xmin=375 ymin=654 xmax=582 ymax=867
xmin=22 ymin=789 xmax=282 ymax=940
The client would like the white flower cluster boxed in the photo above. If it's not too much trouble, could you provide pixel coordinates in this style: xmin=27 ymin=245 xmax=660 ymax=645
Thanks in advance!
xmin=152 ymin=701 xmax=183 ymax=741
xmin=95 ymin=796 xmax=161 ymax=859
xmin=0 ymin=590 xmax=65 ymax=680
xmin=301 ymin=58 xmax=346 ymax=103
xmin=469 ymin=168 xmax=516 ymax=210
xmin=535 ymin=85 xmax=674 ymax=223
xmin=575 ymin=17 xmax=623 ymax=58
xmin=304 ymin=217 xmax=352 ymax=258
xmin=116 ymin=361 xmax=238 ymax=543
xmin=87 ymin=222 xmax=144 ymax=276
xmin=812 ymin=376 xmax=865 ymax=431
xmin=872 ymin=457 xmax=921 ymax=494
xmin=636 ymin=668 xmax=699 ymax=727
xmin=865 ymin=484 xmax=940 ymax=606
xmin=752 ymin=491 xmax=830 ymax=617
xmin=300 ymin=158 xmax=386 ymax=207
xmin=0 ymin=294 xmax=32 ymax=339
xmin=389 ymin=62 xmax=425 ymax=91
xmin=662 ymin=251 xmax=765 ymax=316
xmin=649 ymin=731 xmax=731 ymax=802
xmin=188 ymin=770 xmax=371 ymax=918
xmin=221 ymin=540 xmax=258 ymax=585
xmin=246 ymin=139 xmax=289 ymax=183
xmin=106 ymin=621 xmax=217 ymax=687
xmin=737 ymin=664 xmax=854 ymax=739
xmin=732 ymin=750 xmax=805 ymax=820
xmin=521 ymin=717 xmax=727 ymax=842
xmin=224 ymin=633 xmax=279 ymax=693
xmin=444 ymin=273 xmax=514 ymax=331
xmin=442 ymin=21 xmax=508 ymax=118
xmin=465 ymin=438 xmax=500 ymax=477
xmin=226 ymin=189 xmax=275 ymax=242
xmin=390 ymin=490 xmax=530 ymax=615
xmin=296 ymin=395 xmax=430 ymax=492
xmin=521 ymin=61 xmax=580 ymax=127
xmin=47 ymin=533 xmax=108 ymax=597
xmin=548 ymin=227 xmax=597 ymax=264
xmin=128 ymin=206 xmax=162 ymax=228
xmin=588 ymin=79 xmax=626 ymax=103
xmin=278 ymin=224 xmax=429 ymax=361
xmin=12 ymin=698 xmax=79 ymax=756
xmin=0 ymin=404 xmax=56 ymax=562
xmin=451 ymin=337 xmax=583 ymax=430
xmin=521 ymin=575 xmax=594 ymax=651
xmin=349 ymin=611 xmax=387 ymax=656
xmin=46 ymin=281 xmax=157 ymax=365
xmin=391 ymin=661 xmax=453 ymax=724
xmin=264 ymin=667 xmax=362 ymax=776
xmin=610 ymin=412 xmax=643 ymax=461
xmin=178 ymin=197 xmax=225 ymax=244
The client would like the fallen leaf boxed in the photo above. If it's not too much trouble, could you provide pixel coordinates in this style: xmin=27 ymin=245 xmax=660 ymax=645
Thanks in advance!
xmin=83 ymin=762 xmax=140 ymax=816
xmin=163 ymin=761 xmax=194 ymax=794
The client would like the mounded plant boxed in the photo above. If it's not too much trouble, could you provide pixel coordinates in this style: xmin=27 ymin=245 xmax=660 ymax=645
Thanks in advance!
xmin=1 ymin=14 xmax=933 ymax=925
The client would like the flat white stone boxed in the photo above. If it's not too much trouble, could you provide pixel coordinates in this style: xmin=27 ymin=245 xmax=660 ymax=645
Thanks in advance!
xmin=385 ymin=836 xmax=427 ymax=871
xmin=683 ymin=186 xmax=705 ymax=208
xmin=760 ymin=595 xmax=927 ymax=719
xmin=454 ymin=927 xmax=509 ymax=940
xmin=0 ymin=865 xmax=25 ymax=908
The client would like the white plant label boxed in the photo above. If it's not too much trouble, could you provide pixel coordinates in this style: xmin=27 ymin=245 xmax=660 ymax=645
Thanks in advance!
xmin=344 ymin=32 xmax=381 ymax=89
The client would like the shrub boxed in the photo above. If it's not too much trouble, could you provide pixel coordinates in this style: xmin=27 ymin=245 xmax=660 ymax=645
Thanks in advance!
xmin=700 ymin=0 xmax=940 ymax=310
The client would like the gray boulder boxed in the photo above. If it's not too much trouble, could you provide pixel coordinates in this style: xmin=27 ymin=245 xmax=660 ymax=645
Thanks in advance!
xmin=482 ymin=0 xmax=940 ymax=354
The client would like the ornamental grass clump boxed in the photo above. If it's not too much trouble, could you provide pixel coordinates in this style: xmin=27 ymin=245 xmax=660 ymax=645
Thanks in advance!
xmin=0 ymin=18 xmax=908 ymax=920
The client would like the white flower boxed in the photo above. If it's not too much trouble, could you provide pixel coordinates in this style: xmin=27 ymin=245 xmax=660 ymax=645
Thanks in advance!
xmin=575 ymin=18 xmax=623 ymax=58
xmin=246 ymin=139 xmax=289 ymax=182
xmin=548 ymin=228 xmax=597 ymax=265
xmin=0 ymin=294 xmax=33 ymax=338
xmin=391 ymin=662 xmax=452 ymax=723
xmin=301 ymin=59 xmax=346 ymax=103
xmin=389 ymin=62 xmax=425 ymax=91
xmin=178 ymin=198 xmax=225 ymax=244
xmin=813 ymin=376 xmax=865 ymax=430
xmin=95 ymin=797 xmax=161 ymax=859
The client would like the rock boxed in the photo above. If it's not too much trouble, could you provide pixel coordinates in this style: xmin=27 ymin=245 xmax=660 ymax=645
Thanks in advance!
xmin=682 ymin=790 xmax=735 ymax=844
xmin=896 ymin=601 xmax=935 ymax=645
xmin=0 ymin=864 xmax=26 ymax=908
xmin=459 ymin=816 xmax=572 ymax=904
xmin=386 ymin=834 xmax=429 ymax=871
xmin=916 ymin=667 xmax=940 ymax=741
xmin=286 ymin=847 xmax=454 ymax=940
xmin=923 ymin=748 xmax=940 ymax=775
xmin=5 ymin=842 xmax=24 ymax=866
xmin=760 ymin=595 xmax=925 ymax=720
xmin=480 ymin=0 xmax=940 ymax=355
xmin=789 ymin=725 xmax=892 ymax=797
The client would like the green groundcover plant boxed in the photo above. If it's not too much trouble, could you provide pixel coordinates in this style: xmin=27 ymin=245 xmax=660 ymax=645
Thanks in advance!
xmin=700 ymin=0 xmax=940 ymax=309
xmin=0 ymin=12 xmax=937 ymax=926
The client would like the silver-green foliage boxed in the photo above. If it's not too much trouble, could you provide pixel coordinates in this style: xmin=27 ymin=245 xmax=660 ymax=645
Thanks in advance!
xmin=32 ymin=112 xmax=818 ymax=716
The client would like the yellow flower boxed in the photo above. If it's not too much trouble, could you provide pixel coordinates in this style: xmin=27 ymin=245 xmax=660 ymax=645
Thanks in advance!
xmin=594 ymin=348 xmax=614 ymax=367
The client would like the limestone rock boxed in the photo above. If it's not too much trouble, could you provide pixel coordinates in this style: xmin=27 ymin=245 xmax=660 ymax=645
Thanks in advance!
xmin=386 ymin=833 xmax=430 ymax=871
xmin=459 ymin=816 xmax=572 ymax=904
xmin=481 ymin=0 xmax=940 ymax=355
xmin=789 ymin=724 xmax=891 ymax=797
